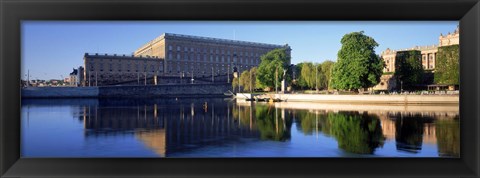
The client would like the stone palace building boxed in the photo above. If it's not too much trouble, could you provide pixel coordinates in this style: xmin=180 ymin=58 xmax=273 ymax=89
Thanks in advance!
xmin=374 ymin=26 xmax=459 ymax=91
xmin=82 ymin=33 xmax=291 ymax=86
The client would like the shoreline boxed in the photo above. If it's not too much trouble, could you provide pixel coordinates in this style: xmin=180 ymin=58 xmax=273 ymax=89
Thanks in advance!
xmin=235 ymin=93 xmax=459 ymax=104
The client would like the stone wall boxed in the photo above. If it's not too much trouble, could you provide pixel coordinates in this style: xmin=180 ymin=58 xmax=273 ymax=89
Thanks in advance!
xmin=22 ymin=84 xmax=232 ymax=98
xmin=22 ymin=87 xmax=99 ymax=98
xmin=99 ymin=83 xmax=231 ymax=97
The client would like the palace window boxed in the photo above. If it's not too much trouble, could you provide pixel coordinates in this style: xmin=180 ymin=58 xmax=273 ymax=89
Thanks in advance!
xmin=168 ymin=45 xmax=172 ymax=51
xmin=176 ymin=54 xmax=181 ymax=60
xmin=177 ymin=46 xmax=181 ymax=51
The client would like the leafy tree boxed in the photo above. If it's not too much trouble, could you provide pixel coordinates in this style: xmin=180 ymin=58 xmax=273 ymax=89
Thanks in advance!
xmin=232 ymin=77 xmax=239 ymax=92
xmin=331 ymin=31 xmax=384 ymax=91
xmin=239 ymin=67 xmax=257 ymax=92
xmin=257 ymin=48 xmax=291 ymax=90
xmin=292 ymin=63 xmax=307 ymax=89
xmin=300 ymin=62 xmax=315 ymax=89
xmin=395 ymin=51 xmax=423 ymax=90
xmin=320 ymin=60 xmax=335 ymax=90
xmin=434 ymin=45 xmax=459 ymax=85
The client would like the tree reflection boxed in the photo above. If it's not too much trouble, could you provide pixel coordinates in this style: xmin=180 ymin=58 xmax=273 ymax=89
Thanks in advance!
xmin=394 ymin=115 xmax=432 ymax=153
xmin=255 ymin=105 xmax=292 ymax=141
xmin=328 ymin=112 xmax=385 ymax=154
xmin=294 ymin=110 xmax=331 ymax=136
xmin=435 ymin=116 xmax=460 ymax=157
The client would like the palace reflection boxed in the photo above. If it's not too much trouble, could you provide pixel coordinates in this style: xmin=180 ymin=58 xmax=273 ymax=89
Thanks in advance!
xmin=77 ymin=99 xmax=459 ymax=157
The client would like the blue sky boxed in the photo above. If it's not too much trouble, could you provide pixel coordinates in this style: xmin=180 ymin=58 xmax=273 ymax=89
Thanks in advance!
xmin=22 ymin=21 xmax=458 ymax=80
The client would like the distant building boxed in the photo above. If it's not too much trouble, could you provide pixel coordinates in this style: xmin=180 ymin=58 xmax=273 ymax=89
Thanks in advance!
xmin=69 ymin=68 xmax=78 ymax=86
xmin=134 ymin=33 xmax=291 ymax=77
xmin=69 ymin=66 xmax=84 ymax=86
xmin=83 ymin=53 xmax=163 ymax=86
xmin=83 ymin=33 xmax=291 ymax=86
xmin=439 ymin=27 xmax=459 ymax=47
xmin=381 ymin=26 xmax=459 ymax=73
xmin=374 ymin=26 xmax=459 ymax=91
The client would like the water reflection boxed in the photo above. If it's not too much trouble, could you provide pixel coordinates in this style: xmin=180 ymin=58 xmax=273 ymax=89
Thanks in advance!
xmin=21 ymin=98 xmax=460 ymax=157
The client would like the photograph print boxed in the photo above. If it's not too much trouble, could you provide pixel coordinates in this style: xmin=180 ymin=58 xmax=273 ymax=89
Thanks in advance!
xmin=21 ymin=21 xmax=460 ymax=158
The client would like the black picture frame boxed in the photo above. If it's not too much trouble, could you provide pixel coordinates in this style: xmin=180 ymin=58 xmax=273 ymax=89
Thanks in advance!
xmin=1 ymin=0 xmax=479 ymax=177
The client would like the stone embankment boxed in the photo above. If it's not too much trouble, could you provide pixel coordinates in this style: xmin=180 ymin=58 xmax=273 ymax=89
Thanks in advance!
xmin=22 ymin=84 xmax=231 ymax=98
xmin=235 ymin=93 xmax=459 ymax=104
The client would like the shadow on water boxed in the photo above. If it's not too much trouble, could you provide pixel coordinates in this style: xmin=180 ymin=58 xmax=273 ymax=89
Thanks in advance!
xmin=21 ymin=98 xmax=460 ymax=157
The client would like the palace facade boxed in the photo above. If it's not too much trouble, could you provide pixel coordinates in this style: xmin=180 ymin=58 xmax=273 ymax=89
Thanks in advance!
xmin=135 ymin=33 xmax=291 ymax=77
xmin=374 ymin=26 xmax=459 ymax=91
xmin=382 ymin=26 xmax=459 ymax=73
xmin=83 ymin=33 xmax=291 ymax=86
xmin=83 ymin=54 xmax=164 ymax=86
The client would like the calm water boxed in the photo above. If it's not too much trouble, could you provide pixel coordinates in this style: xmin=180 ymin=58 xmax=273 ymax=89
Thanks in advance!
xmin=21 ymin=97 xmax=460 ymax=158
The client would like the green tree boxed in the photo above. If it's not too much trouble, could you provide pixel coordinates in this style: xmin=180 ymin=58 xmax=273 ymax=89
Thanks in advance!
xmin=239 ymin=67 xmax=257 ymax=92
xmin=300 ymin=62 xmax=315 ymax=89
xmin=232 ymin=77 xmax=239 ymax=92
xmin=257 ymin=48 xmax=291 ymax=90
xmin=293 ymin=62 xmax=308 ymax=89
xmin=320 ymin=60 xmax=335 ymax=90
xmin=434 ymin=45 xmax=459 ymax=85
xmin=331 ymin=31 xmax=384 ymax=91
xmin=395 ymin=51 xmax=423 ymax=90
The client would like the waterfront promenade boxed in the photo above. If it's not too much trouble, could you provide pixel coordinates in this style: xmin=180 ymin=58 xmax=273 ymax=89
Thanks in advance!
xmin=236 ymin=93 xmax=459 ymax=104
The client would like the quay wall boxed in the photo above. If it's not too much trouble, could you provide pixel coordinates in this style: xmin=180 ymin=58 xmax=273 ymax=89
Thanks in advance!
xmin=22 ymin=87 xmax=99 ymax=98
xmin=22 ymin=84 xmax=231 ymax=98
xmin=236 ymin=93 xmax=459 ymax=104
xmin=98 ymin=83 xmax=231 ymax=97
